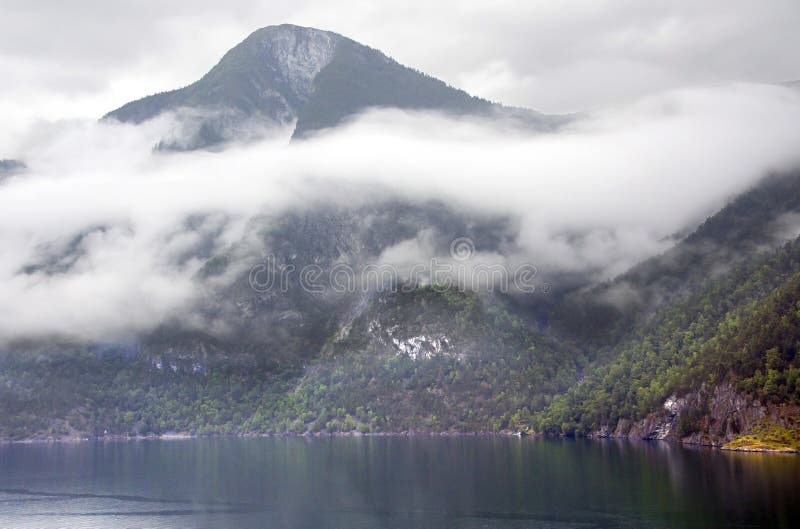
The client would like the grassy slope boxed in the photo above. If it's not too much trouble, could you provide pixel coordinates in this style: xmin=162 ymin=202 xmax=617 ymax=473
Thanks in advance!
xmin=723 ymin=420 xmax=800 ymax=452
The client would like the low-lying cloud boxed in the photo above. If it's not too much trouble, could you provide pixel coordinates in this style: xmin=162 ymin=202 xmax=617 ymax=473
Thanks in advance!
xmin=1 ymin=83 xmax=800 ymax=343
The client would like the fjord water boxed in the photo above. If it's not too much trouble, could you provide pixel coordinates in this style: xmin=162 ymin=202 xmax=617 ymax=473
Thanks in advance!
xmin=0 ymin=437 xmax=797 ymax=529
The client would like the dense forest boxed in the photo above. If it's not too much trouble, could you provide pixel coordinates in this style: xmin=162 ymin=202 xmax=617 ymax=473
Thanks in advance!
xmin=0 ymin=287 xmax=579 ymax=439
xmin=537 ymin=239 xmax=800 ymax=440
xmin=2 ymin=174 xmax=800 ymax=451
xmin=3 ymin=238 xmax=800 ymax=447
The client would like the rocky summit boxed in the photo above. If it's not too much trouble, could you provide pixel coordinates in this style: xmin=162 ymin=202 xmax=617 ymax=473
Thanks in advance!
xmin=104 ymin=24 xmax=560 ymax=148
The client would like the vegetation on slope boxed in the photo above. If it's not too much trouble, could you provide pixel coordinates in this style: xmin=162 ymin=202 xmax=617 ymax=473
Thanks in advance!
xmin=4 ymin=175 xmax=800 ymax=444
xmin=535 ymin=238 xmax=800 ymax=436
xmin=723 ymin=420 xmax=800 ymax=452
xmin=0 ymin=287 xmax=579 ymax=439
xmin=552 ymin=171 xmax=800 ymax=348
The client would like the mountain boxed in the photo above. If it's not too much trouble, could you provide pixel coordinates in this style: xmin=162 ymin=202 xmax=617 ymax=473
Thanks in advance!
xmin=104 ymin=24 xmax=562 ymax=148
xmin=551 ymin=170 xmax=800 ymax=346
xmin=537 ymin=234 xmax=800 ymax=449
xmin=4 ymin=26 xmax=800 ymax=449
xmin=516 ymin=169 xmax=800 ymax=448
xmin=128 ymin=200 xmax=522 ymax=370
xmin=0 ymin=201 xmax=570 ymax=439
xmin=5 ymin=172 xmax=800 ymax=443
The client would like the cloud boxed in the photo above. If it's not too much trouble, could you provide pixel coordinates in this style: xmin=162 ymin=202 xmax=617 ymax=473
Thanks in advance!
xmin=0 ymin=83 xmax=799 ymax=342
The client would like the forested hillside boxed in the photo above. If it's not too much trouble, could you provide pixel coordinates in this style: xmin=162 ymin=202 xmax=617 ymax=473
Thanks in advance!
xmin=0 ymin=287 xmax=579 ymax=439
xmin=3 ymin=172 xmax=800 ymax=447
xmin=552 ymin=171 xmax=800 ymax=347
xmin=537 ymin=238 xmax=800 ymax=448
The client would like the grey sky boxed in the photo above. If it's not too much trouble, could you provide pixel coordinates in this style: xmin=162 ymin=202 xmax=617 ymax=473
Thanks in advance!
xmin=0 ymin=0 xmax=798 ymax=141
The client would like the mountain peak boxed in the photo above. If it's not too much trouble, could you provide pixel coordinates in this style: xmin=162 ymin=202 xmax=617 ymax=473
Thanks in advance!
xmin=217 ymin=24 xmax=342 ymax=105
xmin=248 ymin=23 xmax=336 ymax=39
xmin=104 ymin=24 xmax=558 ymax=149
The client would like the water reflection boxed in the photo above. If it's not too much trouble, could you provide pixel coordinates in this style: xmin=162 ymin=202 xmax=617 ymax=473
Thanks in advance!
xmin=0 ymin=436 xmax=797 ymax=528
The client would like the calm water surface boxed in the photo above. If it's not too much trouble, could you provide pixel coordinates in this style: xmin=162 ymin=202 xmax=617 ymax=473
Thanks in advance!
xmin=0 ymin=436 xmax=797 ymax=528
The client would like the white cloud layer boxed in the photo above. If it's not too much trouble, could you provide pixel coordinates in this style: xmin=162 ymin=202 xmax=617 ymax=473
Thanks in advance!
xmin=1 ymin=83 xmax=799 ymax=342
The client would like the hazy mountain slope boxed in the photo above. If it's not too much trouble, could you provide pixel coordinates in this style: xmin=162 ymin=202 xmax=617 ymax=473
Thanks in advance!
xmin=0 ymin=286 xmax=577 ymax=439
xmin=104 ymin=24 xmax=560 ymax=148
xmin=131 ymin=200 xmax=519 ymax=370
xmin=4 ymin=175 xmax=800 ymax=440
xmin=0 ymin=199 xmax=564 ymax=439
xmin=4 ymin=25 xmax=800 ymax=441
xmin=537 ymin=236 xmax=800 ymax=449
xmin=106 ymin=26 xmax=339 ymax=124
xmin=552 ymin=170 xmax=800 ymax=346
xmin=278 ymin=287 xmax=579 ymax=434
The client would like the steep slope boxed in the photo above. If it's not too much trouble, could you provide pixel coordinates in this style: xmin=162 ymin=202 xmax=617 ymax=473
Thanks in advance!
xmin=104 ymin=24 xmax=560 ymax=148
xmin=0 ymin=195 xmax=566 ymax=439
xmin=290 ymin=37 xmax=554 ymax=138
xmin=135 ymin=200 xmax=519 ymax=370
xmin=4 ymin=180 xmax=800 ymax=440
xmin=276 ymin=286 xmax=579 ymax=433
xmin=106 ymin=26 xmax=339 ymax=129
xmin=552 ymin=170 xmax=800 ymax=346
xmin=537 ymin=236 xmax=800 ymax=449
xmin=0 ymin=285 xmax=577 ymax=439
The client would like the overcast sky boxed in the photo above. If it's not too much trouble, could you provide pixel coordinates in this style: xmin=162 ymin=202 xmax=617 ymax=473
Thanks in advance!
xmin=1 ymin=0 xmax=799 ymax=144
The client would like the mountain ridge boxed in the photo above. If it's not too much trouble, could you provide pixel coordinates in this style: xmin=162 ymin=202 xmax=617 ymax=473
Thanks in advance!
xmin=104 ymin=24 xmax=563 ymax=147
xmin=3 ymin=26 xmax=800 ymax=451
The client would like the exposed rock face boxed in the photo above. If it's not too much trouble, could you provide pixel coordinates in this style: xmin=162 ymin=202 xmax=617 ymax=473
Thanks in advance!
xmin=324 ymin=287 xmax=488 ymax=366
xmin=685 ymin=384 xmax=766 ymax=445
xmin=370 ymin=321 xmax=457 ymax=361
xmin=594 ymin=384 xmax=772 ymax=446
xmin=249 ymin=25 xmax=340 ymax=106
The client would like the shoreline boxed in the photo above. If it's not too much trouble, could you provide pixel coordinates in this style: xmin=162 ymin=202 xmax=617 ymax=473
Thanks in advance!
xmin=719 ymin=445 xmax=799 ymax=454
xmin=3 ymin=431 xmax=798 ymax=453
xmin=1 ymin=431 xmax=519 ymax=444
